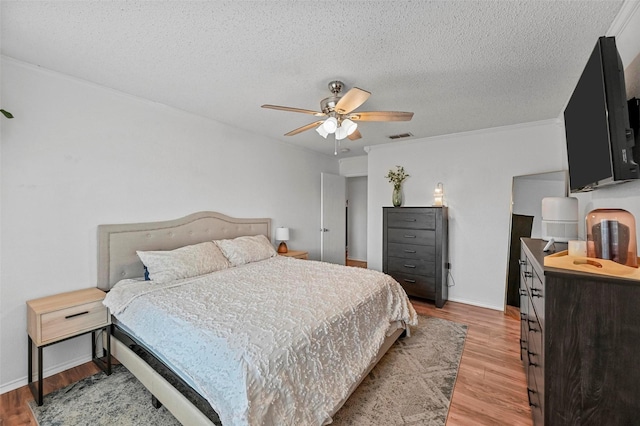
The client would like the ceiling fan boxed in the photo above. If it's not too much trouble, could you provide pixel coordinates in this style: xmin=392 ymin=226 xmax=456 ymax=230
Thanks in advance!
xmin=262 ymin=80 xmax=414 ymax=145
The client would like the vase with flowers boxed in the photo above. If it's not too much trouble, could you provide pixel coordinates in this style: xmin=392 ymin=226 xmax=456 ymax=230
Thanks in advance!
xmin=385 ymin=165 xmax=410 ymax=207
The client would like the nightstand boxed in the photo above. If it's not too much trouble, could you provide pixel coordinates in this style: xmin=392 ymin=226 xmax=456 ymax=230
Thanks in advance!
xmin=279 ymin=250 xmax=309 ymax=259
xmin=26 ymin=288 xmax=111 ymax=405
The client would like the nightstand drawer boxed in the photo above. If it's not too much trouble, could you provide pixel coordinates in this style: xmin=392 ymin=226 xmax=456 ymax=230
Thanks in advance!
xmin=40 ymin=301 xmax=108 ymax=345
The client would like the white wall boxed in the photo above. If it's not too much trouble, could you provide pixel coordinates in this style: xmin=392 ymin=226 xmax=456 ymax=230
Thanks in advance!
xmin=367 ymin=120 xmax=566 ymax=310
xmin=339 ymin=156 xmax=367 ymax=177
xmin=347 ymin=176 xmax=367 ymax=261
xmin=0 ymin=58 xmax=338 ymax=392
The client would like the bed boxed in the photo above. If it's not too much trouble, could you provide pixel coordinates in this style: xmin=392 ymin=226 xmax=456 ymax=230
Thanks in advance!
xmin=98 ymin=211 xmax=417 ymax=425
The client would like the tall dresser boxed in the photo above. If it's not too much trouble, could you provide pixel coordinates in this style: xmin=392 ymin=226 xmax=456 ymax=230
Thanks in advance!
xmin=520 ymin=238 xmax=640 ymax=425
xmin=382 ymin=207 xmax=448 ymax=308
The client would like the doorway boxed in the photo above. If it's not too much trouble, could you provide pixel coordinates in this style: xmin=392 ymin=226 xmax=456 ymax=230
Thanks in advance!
xmin=346 ymin=176 xmax=367 ymax=268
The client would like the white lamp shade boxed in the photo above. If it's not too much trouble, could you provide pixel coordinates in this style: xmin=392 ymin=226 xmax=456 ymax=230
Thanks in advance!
xmin=322 ymin=117 xmax=338 ymax=133
xmin=342 ymin=118 xmax=357 ymax=136
xmin=316 ymin=125 xmax=329 ymax=138
xmin=275 ymin=227 xmax=290 ymax=241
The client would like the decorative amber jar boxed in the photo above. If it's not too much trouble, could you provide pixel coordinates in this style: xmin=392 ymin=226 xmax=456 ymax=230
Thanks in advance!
xmin=586 ymin=208 xmax=637 ymax=267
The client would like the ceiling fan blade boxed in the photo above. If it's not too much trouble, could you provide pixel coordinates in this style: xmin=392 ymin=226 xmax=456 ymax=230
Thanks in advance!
xmin=347 ymin=129 xmax=362 ymax=141
xmin=334 ymin=88 xmax=371 ymax=114
xmin=262 ymin=104 xmax=326 ymax=117
xmin=284 ymin=120 xmax=325 ymax=136
xmin=348 ymin=111 xmax=414 ymax=122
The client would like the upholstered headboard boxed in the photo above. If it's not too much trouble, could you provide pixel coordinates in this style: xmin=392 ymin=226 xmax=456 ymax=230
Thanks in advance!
xmin=97 ymin=211 xmax=271 ymax=290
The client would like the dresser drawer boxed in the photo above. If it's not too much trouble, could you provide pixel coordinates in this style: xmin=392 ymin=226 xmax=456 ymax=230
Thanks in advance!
xmin=387 ymin=228 xmax=435 ymax=246
xmin=527 ymin=311 xmax=544 ymax=394
xmin=527 ymin=361 xmax=543 ymax=426
xmin=530 ymin=269 xmax=544 ymax=322
xmin=389 ymin=271 xmax=436 ymax=299
xmin=386 ymin=210 xmax=435 ymax=229
xmin=387 ymin=243 xmax=435 ymax=260
xmin=40 ymin=301 xmax=109 ymax=345
xmin=388 ymin=256 xmax=435 ymax=277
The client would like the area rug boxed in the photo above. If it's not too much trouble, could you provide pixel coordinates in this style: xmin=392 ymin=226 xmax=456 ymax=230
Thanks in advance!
xmin=29 ymin=316 xmax=467 ymax=426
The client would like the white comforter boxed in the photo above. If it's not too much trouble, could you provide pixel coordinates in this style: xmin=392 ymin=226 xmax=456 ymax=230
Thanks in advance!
xmin=103 ymin=256 xmax=417 ymax=426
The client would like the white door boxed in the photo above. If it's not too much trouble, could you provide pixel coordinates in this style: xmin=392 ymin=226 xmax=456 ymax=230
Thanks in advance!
xmin=321 ymin=172 xmax=346 ymax=265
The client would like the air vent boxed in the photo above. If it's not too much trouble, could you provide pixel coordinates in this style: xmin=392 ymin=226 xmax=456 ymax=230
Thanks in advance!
xmin=388 ymin=132 xmax=413 ymax=140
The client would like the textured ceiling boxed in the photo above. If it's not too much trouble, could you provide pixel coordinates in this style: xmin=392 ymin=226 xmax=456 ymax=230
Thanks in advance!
xmin=0 ymin=1 xmax=628 ymax=157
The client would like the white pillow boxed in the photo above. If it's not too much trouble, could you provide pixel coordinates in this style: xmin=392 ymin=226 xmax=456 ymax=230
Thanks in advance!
xmin=137 ymin=241 xmax=231 ymax=284
xmin=214 ymin=234 xmax=277 ymax=266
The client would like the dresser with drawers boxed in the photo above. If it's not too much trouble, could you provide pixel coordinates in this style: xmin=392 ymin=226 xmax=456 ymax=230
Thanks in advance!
xmin=520 ymin=238 xmax=640 ymax=425
xmin=383 ymin=206 xmax=448 ymax=307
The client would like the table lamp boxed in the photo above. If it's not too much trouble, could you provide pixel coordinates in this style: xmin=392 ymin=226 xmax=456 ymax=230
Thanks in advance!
xmin=433 ymin=182 xmax=444 ymax=206
xmin=276 ymin=227 xmax=290 ymax=253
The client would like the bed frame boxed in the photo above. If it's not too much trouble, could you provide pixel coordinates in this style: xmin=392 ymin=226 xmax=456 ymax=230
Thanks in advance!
xmin=97 ymin=211 xmax=404 ymax=425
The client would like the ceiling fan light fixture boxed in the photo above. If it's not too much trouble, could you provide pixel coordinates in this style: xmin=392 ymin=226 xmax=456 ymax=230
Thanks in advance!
xmin=335 ymin=125 xmax=348 ymax=140
xmin=316 ymin=124 xmax=329 ymax=138
xmin=322 ymin=117 xmax=338 ymax=133
xmin=262 ymin=80 xmax=413 ymax=147
xmin=342 ymin=118 xmax=357 ymax=136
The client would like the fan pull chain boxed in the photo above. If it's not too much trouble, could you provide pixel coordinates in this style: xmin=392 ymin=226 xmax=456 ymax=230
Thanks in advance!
xmin=334 ymin=134 xmax=338 ymax=156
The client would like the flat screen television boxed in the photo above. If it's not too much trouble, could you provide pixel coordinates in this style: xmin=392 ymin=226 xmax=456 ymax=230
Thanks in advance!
xmin=564 ymin=36 xmax=638 ymax=192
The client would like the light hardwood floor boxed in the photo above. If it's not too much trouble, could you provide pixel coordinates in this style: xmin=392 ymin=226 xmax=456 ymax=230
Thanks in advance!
xmin=0 ymin=299 xmax=531 ymax=426
xmin=413 ymin=299 xmax=532 ymax=426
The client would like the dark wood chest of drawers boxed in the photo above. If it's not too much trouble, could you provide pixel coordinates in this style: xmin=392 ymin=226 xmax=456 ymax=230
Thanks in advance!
xmin=520 ymin=238 xmax=640 ymax=425
xmin=383 ymin=207 xmax=448 ymax=307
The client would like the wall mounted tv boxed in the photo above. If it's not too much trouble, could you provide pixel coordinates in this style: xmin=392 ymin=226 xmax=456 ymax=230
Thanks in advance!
xmin=564 ymin=36 xmax=638 ymax=193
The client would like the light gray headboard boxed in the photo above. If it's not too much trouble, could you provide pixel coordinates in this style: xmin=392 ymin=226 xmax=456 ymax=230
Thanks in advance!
xmin=97 ymin=211 xmax=271 ymax=290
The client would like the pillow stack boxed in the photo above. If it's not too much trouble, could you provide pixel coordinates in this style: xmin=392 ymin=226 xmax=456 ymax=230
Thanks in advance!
xmin=214 ymin=234 xmax=276 ymax=267
xmin=137 ymin=234 xmax=277 ymax=283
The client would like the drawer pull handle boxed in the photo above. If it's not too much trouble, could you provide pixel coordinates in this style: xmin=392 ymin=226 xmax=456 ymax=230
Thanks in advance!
xmin=531 ymin=289 xmax=542 ymax=298
xmin=403 ymin=279 xmax=416 ymax=283
xmin=403 ymin=235 xmax=417 ymax=238
xmin=523 ymin=271 xmax=533 ymax=278
xmin=518 ymin=260 xmax=526 ymax=266
xmin=519 ymin=289 xmax=527 ymax=296
xmin=403 ymin=264 xmax=416 ymax=268
xmin=403 ymin=249 xmax=416 ymax=253
xmin=403 ymin=219 xmax=417 ymax=222
xmin=527 ymin=388 xmax=538 ymax=407
xmin=65 ymin=311 xmax=89 ymax=320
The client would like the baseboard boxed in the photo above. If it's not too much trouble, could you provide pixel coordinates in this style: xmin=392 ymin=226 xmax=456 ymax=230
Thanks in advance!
xmin=447 ymin=296 xmax=504 ymax=312
xmin=0 ymin=354 xmax=92 ymax=395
